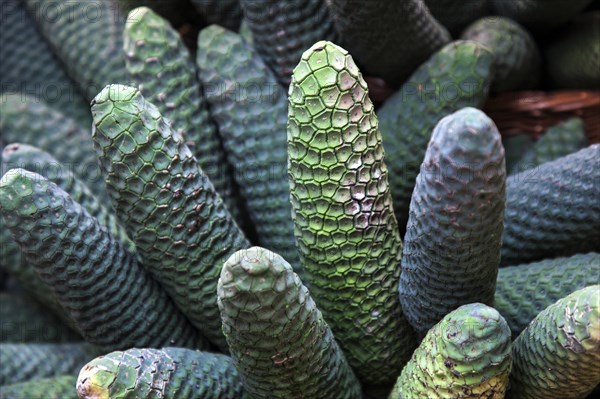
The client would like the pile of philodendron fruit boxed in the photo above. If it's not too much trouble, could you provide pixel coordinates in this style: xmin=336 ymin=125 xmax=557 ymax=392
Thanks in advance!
xmin=1 ymin=0 xmax=599 ymax=398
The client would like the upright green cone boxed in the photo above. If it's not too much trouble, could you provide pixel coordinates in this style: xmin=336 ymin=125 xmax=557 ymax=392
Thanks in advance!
xmin=0 ymin=169 xmax=202 ymax=351
xmin=123 ymin=7 xmax=238 ymax=219
xmin=399 ymin=107 xmax=506 ymax=337
xmin=77 ymin=348 xmax=245 ymax=399
xmin=508 ymin=285 xmax=600 ymax=399
xmin=389 ymin=303 xmax=512 ymax=398
xmin=287 ymin=41 xmax=416 ymax=386
xmin=91 ymin=84 xmax=249 ymax=351
xmin=218 ymin=247 xmax=362 ymax=398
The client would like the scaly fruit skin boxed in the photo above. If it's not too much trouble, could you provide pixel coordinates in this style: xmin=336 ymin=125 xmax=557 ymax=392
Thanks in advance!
xmin=511 ymin=117 xmax=588 ymax=174
xmin=508 ymin=285 xmax=600 ymax=399
xmin=461 ymin=17 xmax=541 ymax=92
xmin=189 ymin=0 xmax=242 ymax=31
xmin=22 ymin=0 xmax=129 ymax=100
xmin=2 ymin=143 xmax=134 ymax=253
xmin=0 ymin=94 xmax=106 ymax=200
xmin=389 ymin=303 xmax=512 ymax=398
xmin=0 ymin=292 xmax=81 ymax=343
xmin=0 ymin=169 xmax=202 ymax=351
xmin=287 ymin=41 xmax=416 ymax=386
xmin=0 ymin=376 xmax=78 ymax=399
xmin=0 ymin=0 xmax=90 ymax=126
xmin=491 ymin=0 xmax=593 ymax=30
xmin=377 ymin=41 xmax=495 ymax=232
xmin=77 ymin=348 xmax=245 ymax=399
xmin=197 ymin=26 xmax=299 ymax=268
xmin=218 ymin=247 xmax=362 ymax=399
xmin=424 ymin=0 xmax=491 ymax=35
xmin=0 ymin=343 xmax=96 ymax=385
xmin=399 ymin=107 xmax=506 ymax=337
xmin=239 ymin=0 xmax=338 ymax=87
xmin=495 ymin=253 xmax=600 ymax=338
xmin=327 ymin=0 xmax=450 ymax=86
xmin=91 ymin=84 xmax=249 ymax=351
xmin=123 ymin=7 xmax=238 ymax=220
xmin=545 ymin=12 xmax=600 ymax=89
xmin=501 ymin=145 xmax=600 ymax=266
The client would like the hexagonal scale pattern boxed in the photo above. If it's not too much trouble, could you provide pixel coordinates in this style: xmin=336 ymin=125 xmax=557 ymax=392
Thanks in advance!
xmin=91 ymin=85 xmax=249 ymax=351
xmin=0 ymin=169 xmax=202 ymax=351
xmin=239 ymin=0 xmax=338 ymax=87
xmin=22 ymin=0 xmax=128 ymax=101
xmin=287 ymin=40 xmax=416 ymax=386
xmin=509 ymin=286 xmax=600 ymax=399
xmin=399 ymin=107 xmax=506 ymax=337
xmin=197 ymin=25 xmax=299 ymax=268
xmin=377 ymin=41 xmax=495 ymax=232
xmin=495 ymin=252 xmax=600 ymax=338
xmin=123 ymin=7 xmax=238 ymax=220
xmin=327 ymin=0 xmax=450 ymax=86
xmin=389 ymin=304 xmax=512 ymax=399
xmin=218 ymin=247 xmax=361 ymax=399
xmin=501 ymin=145 xmax=600 ymax=266
xmin=77 ymin=348 xmax=245 ymax=399
xmin=2 ymin=143 xmax=134 ymax=253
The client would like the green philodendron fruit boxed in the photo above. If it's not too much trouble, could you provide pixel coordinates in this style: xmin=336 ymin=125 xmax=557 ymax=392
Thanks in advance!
xmin=508 ymin=285 xmax=600 ymax=399
xmin=218 ymin=247 xmax=362 ymax=398
xmin=77 ymin=348 xmax=245 ymax=399
xmin=389 ymin=303 xmax=512 ymax=398
xmin=287 ymin=40 xmax=416 ymax=387
xmin=399 ymin=107 xmax=506 ymax=337
xmin=91 ymin=84 xmax=249 ymax=351
xmin=0 ymin=169 xmax=203 ymax=351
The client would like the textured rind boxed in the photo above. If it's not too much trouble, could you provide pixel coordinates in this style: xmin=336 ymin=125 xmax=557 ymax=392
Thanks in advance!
xmin=495 ymin=253 xmax=600 ymax=338
xmin=0 ymin=343 xmax=96 ymax=385
xmin=22 ymin=0 xmax=129 ymax=101
xmin=287 ymin=41 xmax=417 ymax=386
xmin=189 ymin=0 xmax=242 ymax=31
xmin=424 ymin=0 xmax=491 ymax=35
xmin=491 ymin=0 xmax=593 ymax=30
xmin=0 ymin=94 xmax=106 ymax=200
xmin=123 ymin=7 xmax=238 ymax=219
xmin=327 ymin=0 xmax=450 ymax=86
xmin=91 ymin=85 xmax=249 ymax=351
xmin=511 ymin=117 xmax=588 ymax=174
xmin=0 ymin=375 xmax=78 ymax=399
xmin=508 ymin=285 xmax=600 ymax=399
xmin=76 ymin=348 xmax=245 ymax=399
xmin=2 ymin=144 xmax=134 ymax=253
xmin=218 ymin=247 xmax=362 ymax=398
xmin=544 ymin=12 xmax=600 ymax=89
xmin=461 ymin=17 xmax=541 ymax=92
xmin=399 ymin=107 xmax=506 ymax=336
xmin=377 ymin=41 xmax=495 ymax=232
xmin=0 ymin=169 xmax=202 ymax=351
xmin=239 ymin=0 xmax=338 ymax=87
xmin=389 ymin=304 xmax=512 ymax=398
xmin=501 ymin=145 xmax=600 ymax=266
xmin=196 ymin=26 xmax=299 ymax=268
xmin=0 ymin=292 xmax=81 ymax=343
xmin=0 ymin=0 xmax=90 ymax=126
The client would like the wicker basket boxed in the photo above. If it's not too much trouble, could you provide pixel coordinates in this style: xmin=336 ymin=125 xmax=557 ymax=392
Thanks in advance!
xmin=483 ymin=90 xmax=600 ymax=143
